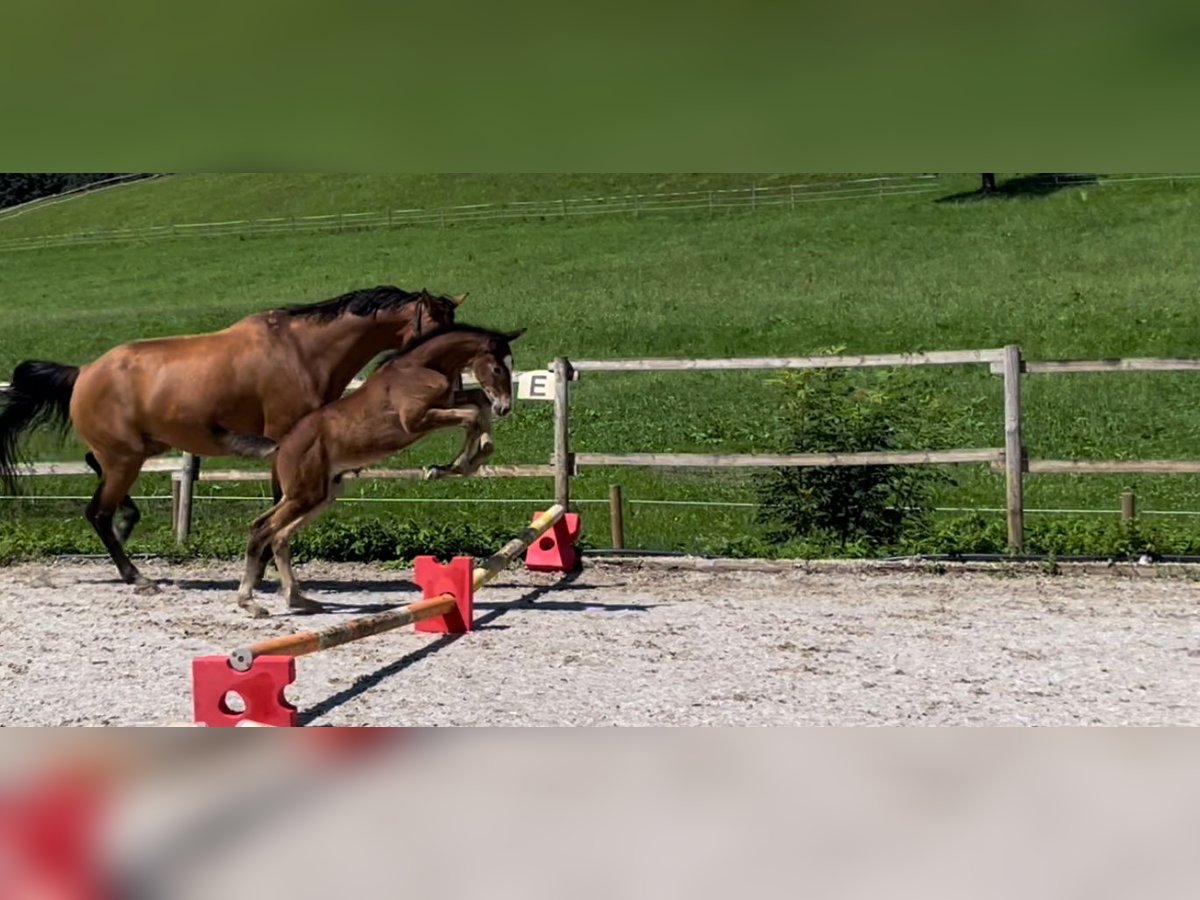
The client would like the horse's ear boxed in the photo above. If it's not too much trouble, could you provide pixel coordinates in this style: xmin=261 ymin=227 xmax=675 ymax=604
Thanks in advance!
xmin=504 ymin=328 xmax=526 ymax=342
xmin=452 ymin=292 xmax=469 ymax=307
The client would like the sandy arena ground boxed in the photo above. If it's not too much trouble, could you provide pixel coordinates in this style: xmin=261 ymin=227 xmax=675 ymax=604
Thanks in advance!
xmin=0 ymin=558 xmax=1197 ymax=726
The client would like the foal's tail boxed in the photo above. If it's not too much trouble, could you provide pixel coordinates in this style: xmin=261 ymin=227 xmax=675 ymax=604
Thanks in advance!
xmin=0 ymin=360 xmax=79 ymax=493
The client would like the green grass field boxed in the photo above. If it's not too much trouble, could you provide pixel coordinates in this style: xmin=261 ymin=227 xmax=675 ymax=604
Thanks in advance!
xmin=3 ymin=172 xmax=1200 ymax=559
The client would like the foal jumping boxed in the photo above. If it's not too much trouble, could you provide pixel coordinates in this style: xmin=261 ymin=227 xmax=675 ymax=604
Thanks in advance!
xmin=236 ymin=324 xmax=524 ymax=617
xmin=0 ymin=286 xmax=461 ymax=590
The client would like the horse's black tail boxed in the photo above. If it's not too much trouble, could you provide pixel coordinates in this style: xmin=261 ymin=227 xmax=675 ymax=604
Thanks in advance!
xmin=0 ymin=360 xmax=79 ymax=493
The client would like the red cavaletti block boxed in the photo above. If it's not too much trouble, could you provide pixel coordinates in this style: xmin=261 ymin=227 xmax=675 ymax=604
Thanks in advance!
xmin=525 ymin=511 xmax=581 ymax=572
xmin=192 ymin=655 xmax=298 ymax=727
xmin=411 ymin=555 xmax=474 ymax=633
xmin=0 ymin=776 xmax=104 ymax=900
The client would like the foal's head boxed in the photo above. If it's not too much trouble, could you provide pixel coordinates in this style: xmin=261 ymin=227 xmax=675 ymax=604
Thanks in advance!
xmin=469 ymin=327 xmax=525 ymax=419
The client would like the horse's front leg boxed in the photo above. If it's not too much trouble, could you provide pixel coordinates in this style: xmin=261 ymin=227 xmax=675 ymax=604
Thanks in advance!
xmin=447 ymin=389 xmax=495 ymax=476
xmin=420 ymin=402 xmax=491 ymax=480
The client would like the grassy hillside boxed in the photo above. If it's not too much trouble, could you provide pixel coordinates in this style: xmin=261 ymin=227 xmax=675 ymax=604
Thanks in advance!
xmin=0 ymin=173 xmax=892 ymax=239
xmin=3 ymin=172 xmax=1200 ymax=559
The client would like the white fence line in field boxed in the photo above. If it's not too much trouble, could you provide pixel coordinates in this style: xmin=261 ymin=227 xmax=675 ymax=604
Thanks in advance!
xmin=3 ymin=173 xmax=1198 ymax=254
xmin=0 ymin=175 xmax=941 ymax=252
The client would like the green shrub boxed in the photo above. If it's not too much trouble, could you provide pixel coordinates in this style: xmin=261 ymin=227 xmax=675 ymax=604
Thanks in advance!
xmin=755 ymin=358 xmax=952 ymax=550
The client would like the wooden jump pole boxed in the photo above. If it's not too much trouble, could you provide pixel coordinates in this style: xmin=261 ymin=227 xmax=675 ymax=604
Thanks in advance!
xmin=228 ymin=504 xmax=565 ymax=672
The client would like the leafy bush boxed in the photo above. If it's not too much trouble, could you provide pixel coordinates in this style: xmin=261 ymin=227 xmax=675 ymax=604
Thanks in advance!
xmin=902 ymin=514 xmax=1200 ymax=558
xmin=754 ymin=357 xmax=952 ymax=550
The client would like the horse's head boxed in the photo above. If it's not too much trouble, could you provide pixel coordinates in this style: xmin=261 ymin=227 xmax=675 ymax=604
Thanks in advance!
xmin=408 ymin=290 xmax=463 ymax=344
xmin=368 ymin=288 xmax=463 ymax=349
xmin=471 ymin=328 xmax=525 ymax=419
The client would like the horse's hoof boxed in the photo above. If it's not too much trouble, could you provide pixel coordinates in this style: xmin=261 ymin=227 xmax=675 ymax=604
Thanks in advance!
xmin=237 ymin=596 xmax=270 ymax=618
xmin=288 ymin=596 xmax=325 ymax=615
xmin=422 ymin=466 xmax=447 ymax=481
xmin=133 ymin=578 xmax=160 ymax=596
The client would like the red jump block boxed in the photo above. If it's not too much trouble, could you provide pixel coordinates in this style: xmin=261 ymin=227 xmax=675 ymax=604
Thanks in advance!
xmin=0 ymin=776 xmax=104 ymax=900
xmin=525 ymin=511 xmax=581 ymax=572
xmin=411 ymin=555 xmax=474 ymax=633
xmin=192 ymin=655 xmax=298 ymax=727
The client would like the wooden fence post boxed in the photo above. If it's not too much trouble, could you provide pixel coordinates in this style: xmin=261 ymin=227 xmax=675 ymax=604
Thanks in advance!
xmin=1121 ymin=490 xmax=1136 ymax=522
xmin=1003 ymin=345 xmax=1025 ymax=553
xmin=553 ymin=358 xmax=573 ymax=509
xmin=171 ymin=472 xmax=182 ymax=535
xmin=175 ymin=453 xmax=200 ymax=543
xmin=609 ymin=484 xmax=625 ymax=549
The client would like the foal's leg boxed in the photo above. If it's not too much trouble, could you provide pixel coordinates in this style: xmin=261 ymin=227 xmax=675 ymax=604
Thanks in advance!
xmin=252 ymin=464 xmax=284 ymax=582
xmin=420 ymin=405 xmax=491 ymax=480
xmin=447 ymin=389 xmax=495 ymax=475
xmin=271 ymin=493 xmax=335 ymax=614
xmin=85 ymin=457 xmax=157 ymax=592
xmin=236 ymin=501 xmax=285 ymax=617
xmin=85 ymin=451 xmax=141 ymax=545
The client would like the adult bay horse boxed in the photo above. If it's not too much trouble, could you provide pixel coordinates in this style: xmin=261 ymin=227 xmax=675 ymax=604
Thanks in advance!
xmin=236 ymin=324 xmax=523 ymax=617
xmin=0 ymin=286 xmax=461 ymax=591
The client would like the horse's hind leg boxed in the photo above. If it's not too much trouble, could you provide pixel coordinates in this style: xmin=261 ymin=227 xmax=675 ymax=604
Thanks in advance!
xmin=85 ymin=457 xmax=156 ymax=592
xmin=254 ymin=465 xmax=283 ymax=578
xmin=85 ymin=451 xmax=141 ymax=544
xmin=236 ymin=490 xmax=331 ymax=617
xmin=236 ymin=500 xmax=285 ymax=617
xmin=271 ymin=494 xmax=335 ymax=615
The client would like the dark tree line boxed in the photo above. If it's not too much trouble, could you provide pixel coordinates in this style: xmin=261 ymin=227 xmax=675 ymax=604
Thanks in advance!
xmin=0 ymin=174 xmax=126 ymax=210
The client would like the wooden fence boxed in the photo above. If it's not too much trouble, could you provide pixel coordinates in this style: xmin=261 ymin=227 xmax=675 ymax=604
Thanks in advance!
xmin=16 ymin=345 xmax=1200 ymax=553
xmin=0 ymin=176 xmax=941 ymax=253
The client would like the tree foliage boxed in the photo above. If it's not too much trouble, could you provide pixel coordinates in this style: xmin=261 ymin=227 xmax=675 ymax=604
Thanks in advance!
xmin=0 ymin=174 xmax=124 ymax=210
xmin=755 ymin=354 xmax=952 ymax=550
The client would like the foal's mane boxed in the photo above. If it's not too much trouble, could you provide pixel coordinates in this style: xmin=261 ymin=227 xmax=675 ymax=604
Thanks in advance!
xmin=280 ymin=285 xmax=432 ymax=321
xmin=374 ymin=324 xmax=513 ymax=369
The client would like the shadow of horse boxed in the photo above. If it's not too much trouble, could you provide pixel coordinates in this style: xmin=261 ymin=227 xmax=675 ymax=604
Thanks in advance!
xmin=170 ymin=576 xmax=417 ymax=595
xmin=937 ymin=173 xmax=1099 ymax=204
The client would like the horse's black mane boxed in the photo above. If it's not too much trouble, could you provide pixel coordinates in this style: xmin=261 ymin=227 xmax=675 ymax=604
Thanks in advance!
xmin=375 ymin=324 xmax=513 ymax=369
xmin=280 ymin=285 xmax=426 ymax=320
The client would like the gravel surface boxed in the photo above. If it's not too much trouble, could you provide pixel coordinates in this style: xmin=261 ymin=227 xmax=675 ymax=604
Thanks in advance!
xmin=1 ymin=559 xmax=1198 ymax=726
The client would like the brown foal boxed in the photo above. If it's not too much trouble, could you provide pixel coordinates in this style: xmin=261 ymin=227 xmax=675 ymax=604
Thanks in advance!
xmin=236 ymin=324 xmax=524 ymax=617
xmin=0 ymin=286 xmax=460 ymax=590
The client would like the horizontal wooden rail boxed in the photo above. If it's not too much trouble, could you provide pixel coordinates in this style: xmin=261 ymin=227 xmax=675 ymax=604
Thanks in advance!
xmin=1022 ymin=459 xmax=1200 ymax=475
xmin=576 ymin=449 xmax=1003 ymax=469
xmin=991 ymin=358 xmax=1200 ymax=375
xmin=228 ymin=505 xmax=565 ymax=671
xmin=22 ymin=458 xmax=183 ymax=477
xmin=1027 ymin=358 xmax=1200 ymax=374
xmin=11 ymin=461 xmax=553 ymax=481
xmin=569 ymin=349 xmax=1006 ymax=375
xmin=183 ymin=464 xmax=556 ymax=483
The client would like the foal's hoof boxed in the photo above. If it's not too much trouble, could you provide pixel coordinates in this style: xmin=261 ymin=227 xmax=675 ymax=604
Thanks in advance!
xmin=422 ymin=466 xmax=450 ymax=481
xmin=237 ymin=596 xmax=270 ymax=619
xmin=133 ymin=578 xmax=161 ymax=596
xmin=288 ymin=595 xmax=325 ymax=615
